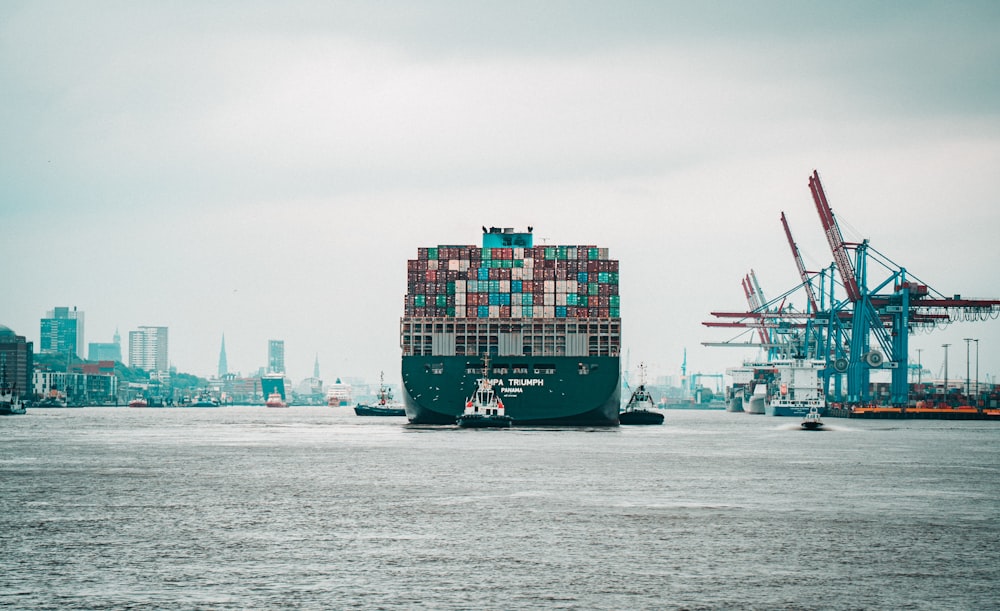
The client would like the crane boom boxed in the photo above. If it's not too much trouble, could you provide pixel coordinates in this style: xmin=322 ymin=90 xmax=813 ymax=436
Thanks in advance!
xmin=780 ymin=211 xmax=819 ymax=314
xmin=742 ymin=271 xmax=769 ymax=344
xmin=809 ymin=170 xmax=861 ymax=302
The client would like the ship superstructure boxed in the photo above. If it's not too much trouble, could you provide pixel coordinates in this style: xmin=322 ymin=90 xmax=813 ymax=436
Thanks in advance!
xmin=401 ymin=227 xmax=621 ymax=425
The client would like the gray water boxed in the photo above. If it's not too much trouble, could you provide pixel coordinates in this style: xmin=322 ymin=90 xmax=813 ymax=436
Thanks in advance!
xmin=2 ymin=407 xmax=998 ymax=610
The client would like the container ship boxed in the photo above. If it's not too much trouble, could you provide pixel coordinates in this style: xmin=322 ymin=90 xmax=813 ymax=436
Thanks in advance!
xmin=400 ymin=227 xmax=621 ymax=425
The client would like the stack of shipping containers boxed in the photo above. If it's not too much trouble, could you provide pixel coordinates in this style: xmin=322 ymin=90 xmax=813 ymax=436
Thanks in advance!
xmin=401 ymin=244 xmax=621 ymax=359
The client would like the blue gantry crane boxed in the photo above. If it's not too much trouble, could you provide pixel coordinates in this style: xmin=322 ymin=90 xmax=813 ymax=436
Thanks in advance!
xmin=705 ymin=170 xmax=1000 ymax=406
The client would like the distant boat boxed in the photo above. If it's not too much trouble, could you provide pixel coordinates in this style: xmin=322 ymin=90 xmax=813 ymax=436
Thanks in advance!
xmin=456 ymin=355 xmax=512 ymax=429
xmin=37 ymin=389 xmax=69 ymax=408
xmin=265 ymin=391 xmax=288 ymax=408
xmin=191 ymin=392 xmax=220 ymax=407
xmin=0 ymin=379 xmax=26 ymax=415
xmin=326 ymin=377 xmax=353 ymax=406
xmin=619 ymin=363 xmax=664 ymax=425
xmin=800 ymin=406 xmax=824 ymax=430
xmin=355 ymin=372 xmax=405 ymax=416
xmin=127 ymin=396 xmax=148 ymax=408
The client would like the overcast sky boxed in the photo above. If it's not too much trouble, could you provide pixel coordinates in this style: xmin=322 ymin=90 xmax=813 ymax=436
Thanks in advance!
xmin=3 ymin=1 xmax=999 ymax=388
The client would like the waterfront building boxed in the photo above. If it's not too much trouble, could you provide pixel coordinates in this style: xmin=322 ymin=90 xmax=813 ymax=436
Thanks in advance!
xmin=268 ymin=339 xmax=285 ymax=374
xmin=34 ymin=364 xmax=118 ymax=405
xmin=129 ymin=326 xmax=169 ymax=374
xmin=39 ymin=306 xmax=85 ymax=359
xmin=0 ymin=324 xmax=34 ymax=394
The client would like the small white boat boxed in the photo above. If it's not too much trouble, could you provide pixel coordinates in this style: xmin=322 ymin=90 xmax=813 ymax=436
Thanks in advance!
xmin=457 ymin=355 xmax=512 ymax=429
xmin=801 ymin=406 xmax=824 ymax=430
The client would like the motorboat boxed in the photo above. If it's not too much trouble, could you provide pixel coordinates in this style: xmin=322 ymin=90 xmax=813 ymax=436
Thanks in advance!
xmin=457 ymin=355 xmax=512 ymax=429
xmin=800 ymin=406 xmax=824 ymax=430
xmin=619 ymin=363 xmax=664 ymax=425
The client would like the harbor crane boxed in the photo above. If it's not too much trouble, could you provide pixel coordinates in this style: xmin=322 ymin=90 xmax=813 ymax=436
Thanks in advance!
xmin=807 ymin=170 xmax=999 ymax=404
xmin=704 ymin=170 xmax=1000 ymax=406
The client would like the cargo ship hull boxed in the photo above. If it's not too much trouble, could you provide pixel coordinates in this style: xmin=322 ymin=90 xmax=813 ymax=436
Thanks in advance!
xmin=765 ymin=404 xmax=817 ymax=417
xmin=400 ymin=227 xmax=622 ymax=427
xmin=402 ymin=355 xmax=620 ymax=426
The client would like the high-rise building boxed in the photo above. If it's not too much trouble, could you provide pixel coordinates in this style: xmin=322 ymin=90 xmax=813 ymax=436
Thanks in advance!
xmin=129 ymin=326 xmax=169 ymax=374
xmin=88 ymin=327 xmax=122 ymax=362
xmin=0 ymin=324 xmax=34 ymax=394
xmin=218 ymin=334 xmax=228 ymax=378
xmin=39 ymin=306 xmax=85 ymax=359
xmin=268 ymin=339 xmax=285 ymax=374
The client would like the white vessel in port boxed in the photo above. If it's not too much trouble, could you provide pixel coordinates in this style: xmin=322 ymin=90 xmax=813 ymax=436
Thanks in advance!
xmin=765 ymin=358 xmax=826 ymax=417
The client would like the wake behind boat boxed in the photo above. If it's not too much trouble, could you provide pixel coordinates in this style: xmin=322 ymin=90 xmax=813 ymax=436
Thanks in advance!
xmin=619 ymin=363 xmax=664 ymax=425
xmin=456 ymin=355 xmax=512 ymax=429
xmin=355 ymin=372 xmax=405 ymax=416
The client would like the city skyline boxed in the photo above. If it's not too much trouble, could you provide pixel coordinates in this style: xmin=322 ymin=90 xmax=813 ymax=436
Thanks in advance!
xmin=2 ymin=2 xmax=999 ymax=385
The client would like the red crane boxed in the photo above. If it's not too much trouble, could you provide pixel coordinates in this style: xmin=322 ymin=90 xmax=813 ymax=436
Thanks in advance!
xmin=780 ymin=211 xmax=819 ymax=315
xmin=809 ymin=170 xmax=861 ymax=303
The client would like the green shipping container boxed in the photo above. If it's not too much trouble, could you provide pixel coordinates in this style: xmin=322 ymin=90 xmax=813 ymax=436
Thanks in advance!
xmin=415 ymin=295 xmax=426 ymax=307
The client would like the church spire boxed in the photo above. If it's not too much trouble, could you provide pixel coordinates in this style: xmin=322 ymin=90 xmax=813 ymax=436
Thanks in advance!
xmin=313 ymin=353 xmax=320 ymax=379
xmin=218 ymin=333 xmax=228 ymax=378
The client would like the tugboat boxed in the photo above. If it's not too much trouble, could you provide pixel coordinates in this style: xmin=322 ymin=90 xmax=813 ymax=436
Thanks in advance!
xmin=456 ymin=355 xmax=512 ymax=429
xmin=37 ymin=389 xmax=69 ymax=408
xmin=265 ymin=391 xmax=288 ymax=408
xmin=191 ymin=392 xmax=220 ymax=407
xmin=619 ymin=363 xmax=664 ymax=425
xmin=0 ymin=379 xmax=26 ymax=415
xmin=127 ymin=396 xmax=148 ymax=408
xmin=355 ymin=372 xmax=406 ymax=416
xmin=800 ymin=406 xmax=824 ymax=430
